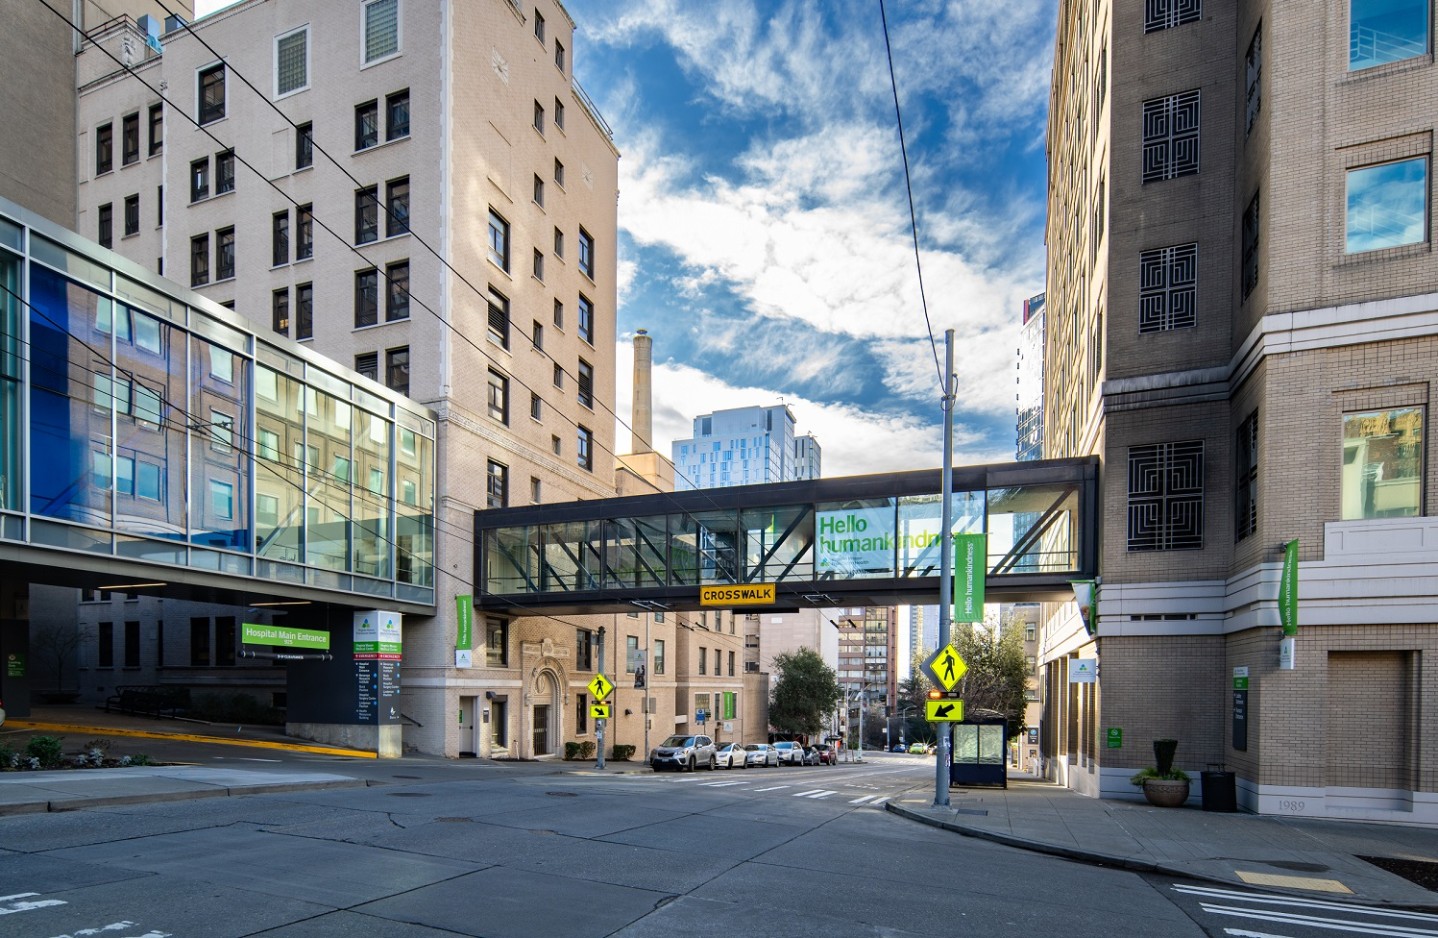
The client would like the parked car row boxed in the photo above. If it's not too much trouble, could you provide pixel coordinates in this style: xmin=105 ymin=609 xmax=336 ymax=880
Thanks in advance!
xmin=648 ymin=736 xmax=839 ymax=772
xmin=890 ymin=742 xmax=938 ymax=754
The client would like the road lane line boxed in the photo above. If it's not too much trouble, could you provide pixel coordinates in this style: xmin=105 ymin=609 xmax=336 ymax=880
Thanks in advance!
xmin=753 ymin=786 xmax=790 ymax=792
xmin=849 ymin=795 xmax=878 ymax=804
xmin=1199 ymin=903 xmax=1438 ymax=937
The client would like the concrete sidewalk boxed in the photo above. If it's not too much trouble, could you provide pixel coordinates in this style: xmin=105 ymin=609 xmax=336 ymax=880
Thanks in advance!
xmin=888 ymin=775 xmax=1438 ymax=908
xmin=0 ymin=764 xmax=367 ymax=814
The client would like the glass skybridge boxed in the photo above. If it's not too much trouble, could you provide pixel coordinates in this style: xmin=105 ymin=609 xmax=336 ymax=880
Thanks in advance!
xmin=474 ymin=457 xmax=1097 ymax=615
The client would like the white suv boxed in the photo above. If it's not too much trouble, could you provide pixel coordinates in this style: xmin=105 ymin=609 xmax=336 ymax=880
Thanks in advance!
xmin=649 ymin=734 xmax=717 ymax=772
xmin=771 ymin=741 xmax=805 ymax=765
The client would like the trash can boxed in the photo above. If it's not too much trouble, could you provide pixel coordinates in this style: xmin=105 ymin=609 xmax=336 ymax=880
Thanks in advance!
xmin=1201 ymin=766 xmax=1237 ymax=812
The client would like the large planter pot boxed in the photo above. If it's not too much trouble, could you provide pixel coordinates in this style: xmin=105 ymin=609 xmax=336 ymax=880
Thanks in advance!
xmin=1142 ymin=778 xmax=1191 ymax=807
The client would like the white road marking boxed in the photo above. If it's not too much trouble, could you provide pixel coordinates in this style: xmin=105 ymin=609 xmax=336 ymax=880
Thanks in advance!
xmin=849 ymin=794 xmax=879 ymax=804
xmin=699 ymin=780 xmax=748 ymax=787
xmin=46 ymin=922 xmax=172 ymax=938
xmin=793 ymin=789 xmax=826 ymax=797
xmin=1223 ymin=930 xmax=1296 ymax=938
xmin=1173 ymin=885 xmax=1438 ymax=923
xmin=1200 ymin=903 xmax=1438 ymax=937
xmin=752 ymin=786 xmax=790 ymax=792
xmin=0 ymin=894 xmax=67 ymax=915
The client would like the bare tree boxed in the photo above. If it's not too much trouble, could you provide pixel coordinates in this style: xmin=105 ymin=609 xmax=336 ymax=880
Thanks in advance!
xmin=31 ymin=621 xmax=92 ymax=692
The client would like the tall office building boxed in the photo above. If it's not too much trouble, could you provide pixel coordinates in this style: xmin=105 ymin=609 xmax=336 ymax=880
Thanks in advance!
xmin=671 ymin=404 xmax=820 ymax=491
xmin=1041 ymin=0 xmax=1438 ymax=822
xmin=1015 ymin=292 xmax=1045 ymax=463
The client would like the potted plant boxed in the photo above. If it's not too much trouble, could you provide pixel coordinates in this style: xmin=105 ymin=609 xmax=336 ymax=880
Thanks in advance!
xmin=1130 ymin=738 xmax=1190 ymax=807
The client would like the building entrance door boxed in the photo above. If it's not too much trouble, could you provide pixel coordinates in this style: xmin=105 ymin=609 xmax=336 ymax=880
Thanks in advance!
xmin=533 ymin=704 xmax=550 ymax=755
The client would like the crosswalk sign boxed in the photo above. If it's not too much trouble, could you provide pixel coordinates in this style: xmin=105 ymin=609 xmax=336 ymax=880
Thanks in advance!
xmin=922 ymin=644 xmax=968 ymax=692
xmin=925 ymin=699 xmax=964 ymax=722
xmin=590 ymin=704 xmax=610 ymax=720
xmin=587 ymin=673 xmax=613 ymax=700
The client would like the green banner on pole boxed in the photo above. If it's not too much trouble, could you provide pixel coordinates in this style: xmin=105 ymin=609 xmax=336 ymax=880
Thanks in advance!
xmin=456 ymin=594 xmax=473 ymax=649
xmin=953 ymin=533 xmax=986 ymax=623
xmin=1278 ymin=539 xmax=1299 ymax=636
xmin=723 ymin=691 xmax=736 ymax=720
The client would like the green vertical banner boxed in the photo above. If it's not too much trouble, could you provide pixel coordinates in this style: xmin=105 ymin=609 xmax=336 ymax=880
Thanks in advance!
xmin=456 ymin=594 xmax=473 ymax=649
xmin=1278 ymin=539 xmax=1299 ymax=636
xmin=723 ymin=691 xmax=736 ymax=720
xmin=953 ymin=533 xmax=986 ymax=622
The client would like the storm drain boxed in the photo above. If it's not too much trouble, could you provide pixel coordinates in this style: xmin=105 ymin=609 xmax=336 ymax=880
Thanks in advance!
xmin=1359 ymin=856 xmax=1438 ymax=891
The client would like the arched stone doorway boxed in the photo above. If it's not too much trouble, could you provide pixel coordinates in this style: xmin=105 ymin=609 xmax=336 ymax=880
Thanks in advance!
xmin=530 ymin=668 xmax=560 ymax=757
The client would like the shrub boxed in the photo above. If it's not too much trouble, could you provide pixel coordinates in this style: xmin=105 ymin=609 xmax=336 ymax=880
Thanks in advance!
xmin=0 ymin=743 xmax=16 ymax=770
xmin=579 ymin=741 xmax=596 ymax=759
xmin=189 ymin=692 xmax=283 ymax=725
xmin=564 ymin=741 xmax=582 ymax=760
xmin=25 ymin=735 xmax=65 ymax=768
xmin=611 ymin=744 xmax=635 ymax=761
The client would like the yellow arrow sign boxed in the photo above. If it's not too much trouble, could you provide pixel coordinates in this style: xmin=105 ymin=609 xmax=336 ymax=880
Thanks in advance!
xmin=925 ymin=699 xmax=964 ymax=722
xmin=590 ymin=704 xmax=610 ymax=720
xmin=587 ymin=673 xmax=613 ymax=700
xmin=923 ymin=644 xmax=968 ymax=692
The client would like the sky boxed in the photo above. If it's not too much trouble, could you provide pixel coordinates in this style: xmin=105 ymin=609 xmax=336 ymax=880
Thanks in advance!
xmin=198 ymin=0 xmax=1058 ymax=479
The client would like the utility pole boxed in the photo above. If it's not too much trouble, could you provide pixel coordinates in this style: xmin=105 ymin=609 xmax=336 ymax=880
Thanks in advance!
xmin=595 ymin=626 xmax=606 ymax=771
xmin=643 ymin=613 xmax=651 ymax=764
xmin=935 ymin=329 xmax=955 ymax=808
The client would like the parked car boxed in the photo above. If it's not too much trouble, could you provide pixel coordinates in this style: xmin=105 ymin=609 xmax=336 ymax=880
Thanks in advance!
xmin=814 ymin=743 xmax=837 ymax=765
xmin=650 ymin=734 xmax=717 ymax=771
xmin=908 ymin=742 xmax=930 ymax=754
xmin=891 ymin=744 xmax=908 ymax=753
xmin=772 ymin=741 xmax=805 ymax=765
xmin=714 ymin=742 xmax=746 ymax=769
xmin=743 ymin=743 xmax=779 ymax=767
xmin=801 ymin=746 xmax=822 ymax=765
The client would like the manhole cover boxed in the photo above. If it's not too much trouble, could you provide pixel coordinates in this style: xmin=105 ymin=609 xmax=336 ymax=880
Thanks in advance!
xmin=1359 ymin=856 xmax=1438 ymax=891
xmin=385 ymin=791 xmax=432 ymax=798
xmin=547 ymin=791 xmax=578 ymax=797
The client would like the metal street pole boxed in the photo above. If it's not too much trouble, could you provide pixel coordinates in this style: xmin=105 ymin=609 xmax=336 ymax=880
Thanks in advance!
xmin=595 ymin=626 xmax=606 ymax=771
xmin=857 ymin=687 xmax=865 ymax=763
xmin=643 ymin=613 xmax=651 ymax=765
xmin=935 ymin=329 xmax=955 ymax=807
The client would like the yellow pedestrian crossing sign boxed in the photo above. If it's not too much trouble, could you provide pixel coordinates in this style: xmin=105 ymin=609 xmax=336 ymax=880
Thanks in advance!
xmin=922 ymin=644 xmax=968 ymax=692
xmin=925 ymin=699 xmax=964 ymax=722
xmin=590 ymin=704 xmax=611 ymax=720
xmin=587 ymin=673 xmax=613 ymax=701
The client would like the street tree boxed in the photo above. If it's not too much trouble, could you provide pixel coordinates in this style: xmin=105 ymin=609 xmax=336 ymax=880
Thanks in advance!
xmin=31 ymin=621 xmax=93 ymax=693
xmin=952 ymin=623 xmax=1029 ymax=735
xmin=768 ymin=647 xmax=843 ymax=738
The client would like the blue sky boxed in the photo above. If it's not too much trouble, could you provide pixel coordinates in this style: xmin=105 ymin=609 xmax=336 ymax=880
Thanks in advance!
xmin=567 ymin=0 xmax=1056 ymax=476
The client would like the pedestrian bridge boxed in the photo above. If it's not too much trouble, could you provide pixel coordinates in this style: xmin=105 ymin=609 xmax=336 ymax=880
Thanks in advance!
xmin=473 ymin=456 xmax=1098 ymax=615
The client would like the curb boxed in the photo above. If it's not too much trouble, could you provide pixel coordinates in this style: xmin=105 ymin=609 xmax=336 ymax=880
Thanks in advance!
xmin=0 ymin=778 xmax=368 ymax=816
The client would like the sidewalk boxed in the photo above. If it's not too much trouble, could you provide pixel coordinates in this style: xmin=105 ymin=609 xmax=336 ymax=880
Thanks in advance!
xmin=888 ymin=773 xmax=1438 ymax=908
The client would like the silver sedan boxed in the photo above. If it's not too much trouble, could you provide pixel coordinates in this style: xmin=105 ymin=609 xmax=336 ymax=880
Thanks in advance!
xmin=743 ymin=743 xmax=779 ymax=767
xmin=714 ymin=742 xmax=746 ymax=769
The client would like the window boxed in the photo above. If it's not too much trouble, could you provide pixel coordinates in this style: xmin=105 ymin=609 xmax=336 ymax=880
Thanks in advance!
xmin=553 ymin=363 xmax=563 ymax=388
xmin=96 ymin=122 xmax=114 ymax=174
xmin=533 ymin=174 xmax=545 ymax=208
xmin=554 ymin=158 xmax=565 ymax=187
xmin=363 ymin=0 xmax=401 ymax=65
xmin=576 ymin=628 xmax=593 ymax=670
xmin=387 ymin=89 xmax=410 ymax=139
xmin=1127 ymin=440 xmax=1204 ymax=551
xmin=554 ymin=97 xmax=565 ymax=131
xmin=356 ymin=100 xmax=379 ymax=150
xmin=276 ymin=26 xmax=308 ymax=96
xmin=1345 ymin=157 xmax=1428 ymax=253
xmin=98 ymin=622 xmax=114 ymax=668
xmin=532 ymin=320 xmax=544 ymax=350
xmin=148 ymin=103 xmax=163 ymax=156
xmin=578 ymin=293 xmax=593 ymax=343
xmin=272 ymin=288 xmax=290 ymax=335
xmin=578 ymin=227 xmax=595 ymax=278
xmin=1145 ymin=0 xmax=1200 ymax=32
xmin=98 ymin=203 xmax=113 ymax=248
xmin=554 ymin=227 xmax=564 ymax=258
xmin=355 ymin=352 xmax=378 ymax=381
xmin=122 ymin=113 xmax=140 ymax=165
xmin=532 ymin=249 xmax=544 ymax=281
xmin=1245 ymin=24 xmax=1261 ymax=139
xmin=191 ymin=233 xmax=209 ymax=286
xmin=533 ymin=100 xmax=545 ymax=134
xmin=1235 ymin=410 xmax=1258 ymax=541
xmin=272 ymin=210 xmax=289 ymax=266
xmin=534 ymin=9 xmax=546 ymax=43
xmin=209 ymin=409 xmax=234 ymax=453
xmin=1350 ymin=0 xmax=1429 ymax=70
xmin=577 ymin=359 xmax=593 ymax=409
xmin=1241 ymin=191 xmax=1260 ymax=300
xmin=555 ymin=39 xmax=565 ymax=73
xmin=487 ymin=209 xmax=510 ymax=271
xmin=1138 ymin=243 xmax=1197 ymax=332
xmin=487 ymin=288 xmax=510 ymax=348
xmin=1091 ymin=178 xmax=1105 ymax=263
xmin=1141 ymin=90 xmax=1200 ymax=183
xmin=198 ymin=63 xmax=226 ymax=124
xmin=728 ymin=650 xmax=735 ymax=676
xmin=257 ymin=428 xmax=281 ymax=463
xmin=297 ymin=204 xmax=314 ymax=259
xmin=530 ymin=476 xmax=541 ymax=502
xmin=386 ymin=260 xmax=410 ymax=320
xmin=215 ymin=226 xmax=235 ymax=280
xmin=487 ymin=369 xmax=509 ymax=424
xmin=156 ymin=185 xmax=164 ymax=226
xmin=1095 ymin=40 xmax=1107 ymax=114
xmin=654 ymin=639 xmax=665 ymax=674
xmin=577 ymin=425 xmax=593 ymax=471
xmin=487 ymin=459 xmax=508 ymax=508
xmin=386 ymin=176 xmax=410 ymax=236
xmin=296 ymin=283 xmax=313 ymax=339
xmin=551 ymin=434 xmax=562 ymax=455
xmin=481 ymin=618 xmax=509 ymax=668
xmin=699 ymin=647 xmax=707 ymax=675
xmin=576 ymin=693 xmax=587 ymax=735
xmin=624 ymin=635 xmax=639 ymax=673
xmin=355 ymin=185 xmax=379 ymax=243
xmin=215 ymin=150 xmax=235 ymax=195
xmin=355 ymin=268 xmax=379 ymax=326
xmin=190 ymin=158 xmax=209 ymax=202
xmin=553 ymin=298 xmax=564 ymax=328
xmin=296 ymin=121 xmax=313 ymax=169
xmin=1342 ymin=407 xmax=1423 ymax=518
xmin=386 ymin=346 xmax=409 ymax=394
xmin=529 ymin=391 xmax=541 ymax=421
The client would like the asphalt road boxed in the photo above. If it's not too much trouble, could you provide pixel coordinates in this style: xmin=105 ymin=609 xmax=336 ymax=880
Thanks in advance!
xmin=0 ymin=753 xmax=1418 ymax=938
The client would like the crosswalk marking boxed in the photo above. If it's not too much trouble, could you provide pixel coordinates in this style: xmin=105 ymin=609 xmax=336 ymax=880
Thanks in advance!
xmin=1172 ymin=882 xmax=1438 ymax=938
xmin=698 ymin=780 xmax=749 ymax=787
xmin=1173 ymin=885 xmax=1438 ymax=923
xmin=850 ymin=794 xmax=880 ymax=804
xmin=0 ymin=893 xmax=67 ymax=916
xmin=752 ymin=786 xmax=790 ymax=792
xmin=794 ymin=789 xmax=838 ymax=799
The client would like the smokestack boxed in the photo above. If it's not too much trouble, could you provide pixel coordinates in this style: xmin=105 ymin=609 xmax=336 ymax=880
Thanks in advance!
xmin=631 ymin=329 xmax=653 ymax=454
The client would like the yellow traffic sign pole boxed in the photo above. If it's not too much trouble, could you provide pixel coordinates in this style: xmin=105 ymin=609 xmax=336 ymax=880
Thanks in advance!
xmin=595 ymin=627 xmax=606 ymax=771
xmin=934 ymin=330 xmax=955 ymax=808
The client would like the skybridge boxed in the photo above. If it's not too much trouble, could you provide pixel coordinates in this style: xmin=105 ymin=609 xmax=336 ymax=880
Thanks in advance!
xmin=474 ymin=456 xmax=1098 ymax=615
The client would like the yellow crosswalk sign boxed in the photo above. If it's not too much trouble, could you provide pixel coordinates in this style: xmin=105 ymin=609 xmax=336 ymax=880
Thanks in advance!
xmin=925 ymin=699 xmax=964 ymax=722
xmin=590 ymin=704 xmax=610 ymax=720
xmin=587 ymin=673 xmax=613 ymax=700
xmin=922 ymin=644 xmax=968 ymax=692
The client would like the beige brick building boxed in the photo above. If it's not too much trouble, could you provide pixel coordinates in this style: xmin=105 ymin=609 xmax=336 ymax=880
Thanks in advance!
xmin=1042 ymin=0 xmax=1438 ymax=822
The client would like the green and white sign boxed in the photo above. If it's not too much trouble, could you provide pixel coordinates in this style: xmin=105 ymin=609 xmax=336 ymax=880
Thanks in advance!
xmin=1278 ymin=539 xmax=1299 ymax=636
xmin=456 ymin=594 xmax=473 ymax=649
xmin=1106 ymin=727 xmax=1122 ymax=749
xmin=953 ymin=533 xmax=986 ymax=622
xmin=354 ymin=610 xmax=403 ymax=660
xmin=241 ymin=623 xmax=330 ymax=650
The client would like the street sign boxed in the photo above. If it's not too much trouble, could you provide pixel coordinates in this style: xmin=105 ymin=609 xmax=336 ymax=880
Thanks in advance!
xmin=696 ymin=708 xmax=706 ymax=724
xmin=590 ymin=704 xmax=610 ymax=720
xmin=698 ymin=583 xmax=776 ymax=606
xmin=587 ymin=673 xmax=614 ymax=700
xmin=1106 ymin=727 xmax=1122 ymax=748
xmin=925 ymin=699 xmax=964 ymax=722
xmin=922 ymin=644 xmax=968 ymax=692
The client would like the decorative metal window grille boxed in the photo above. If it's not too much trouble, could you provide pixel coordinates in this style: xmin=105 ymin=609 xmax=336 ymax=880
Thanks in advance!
xmin=1241 ymin=191 xmax=1260 ymax=300
xmin=1245 ymin=25 xmax=1262 ymax=138
xmin=1138 ymin=243 xmax=1197 ymax=332
xmin=1235 ymin=411 xmax=1258 ymax=541
xmin=1127 ymin=440 xmax=1205 ymax=551
xmin=1141 ymin=90 xmax=1200 ymax=182
xmin=1144 ymin=0 xmax=1201 ymax=32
